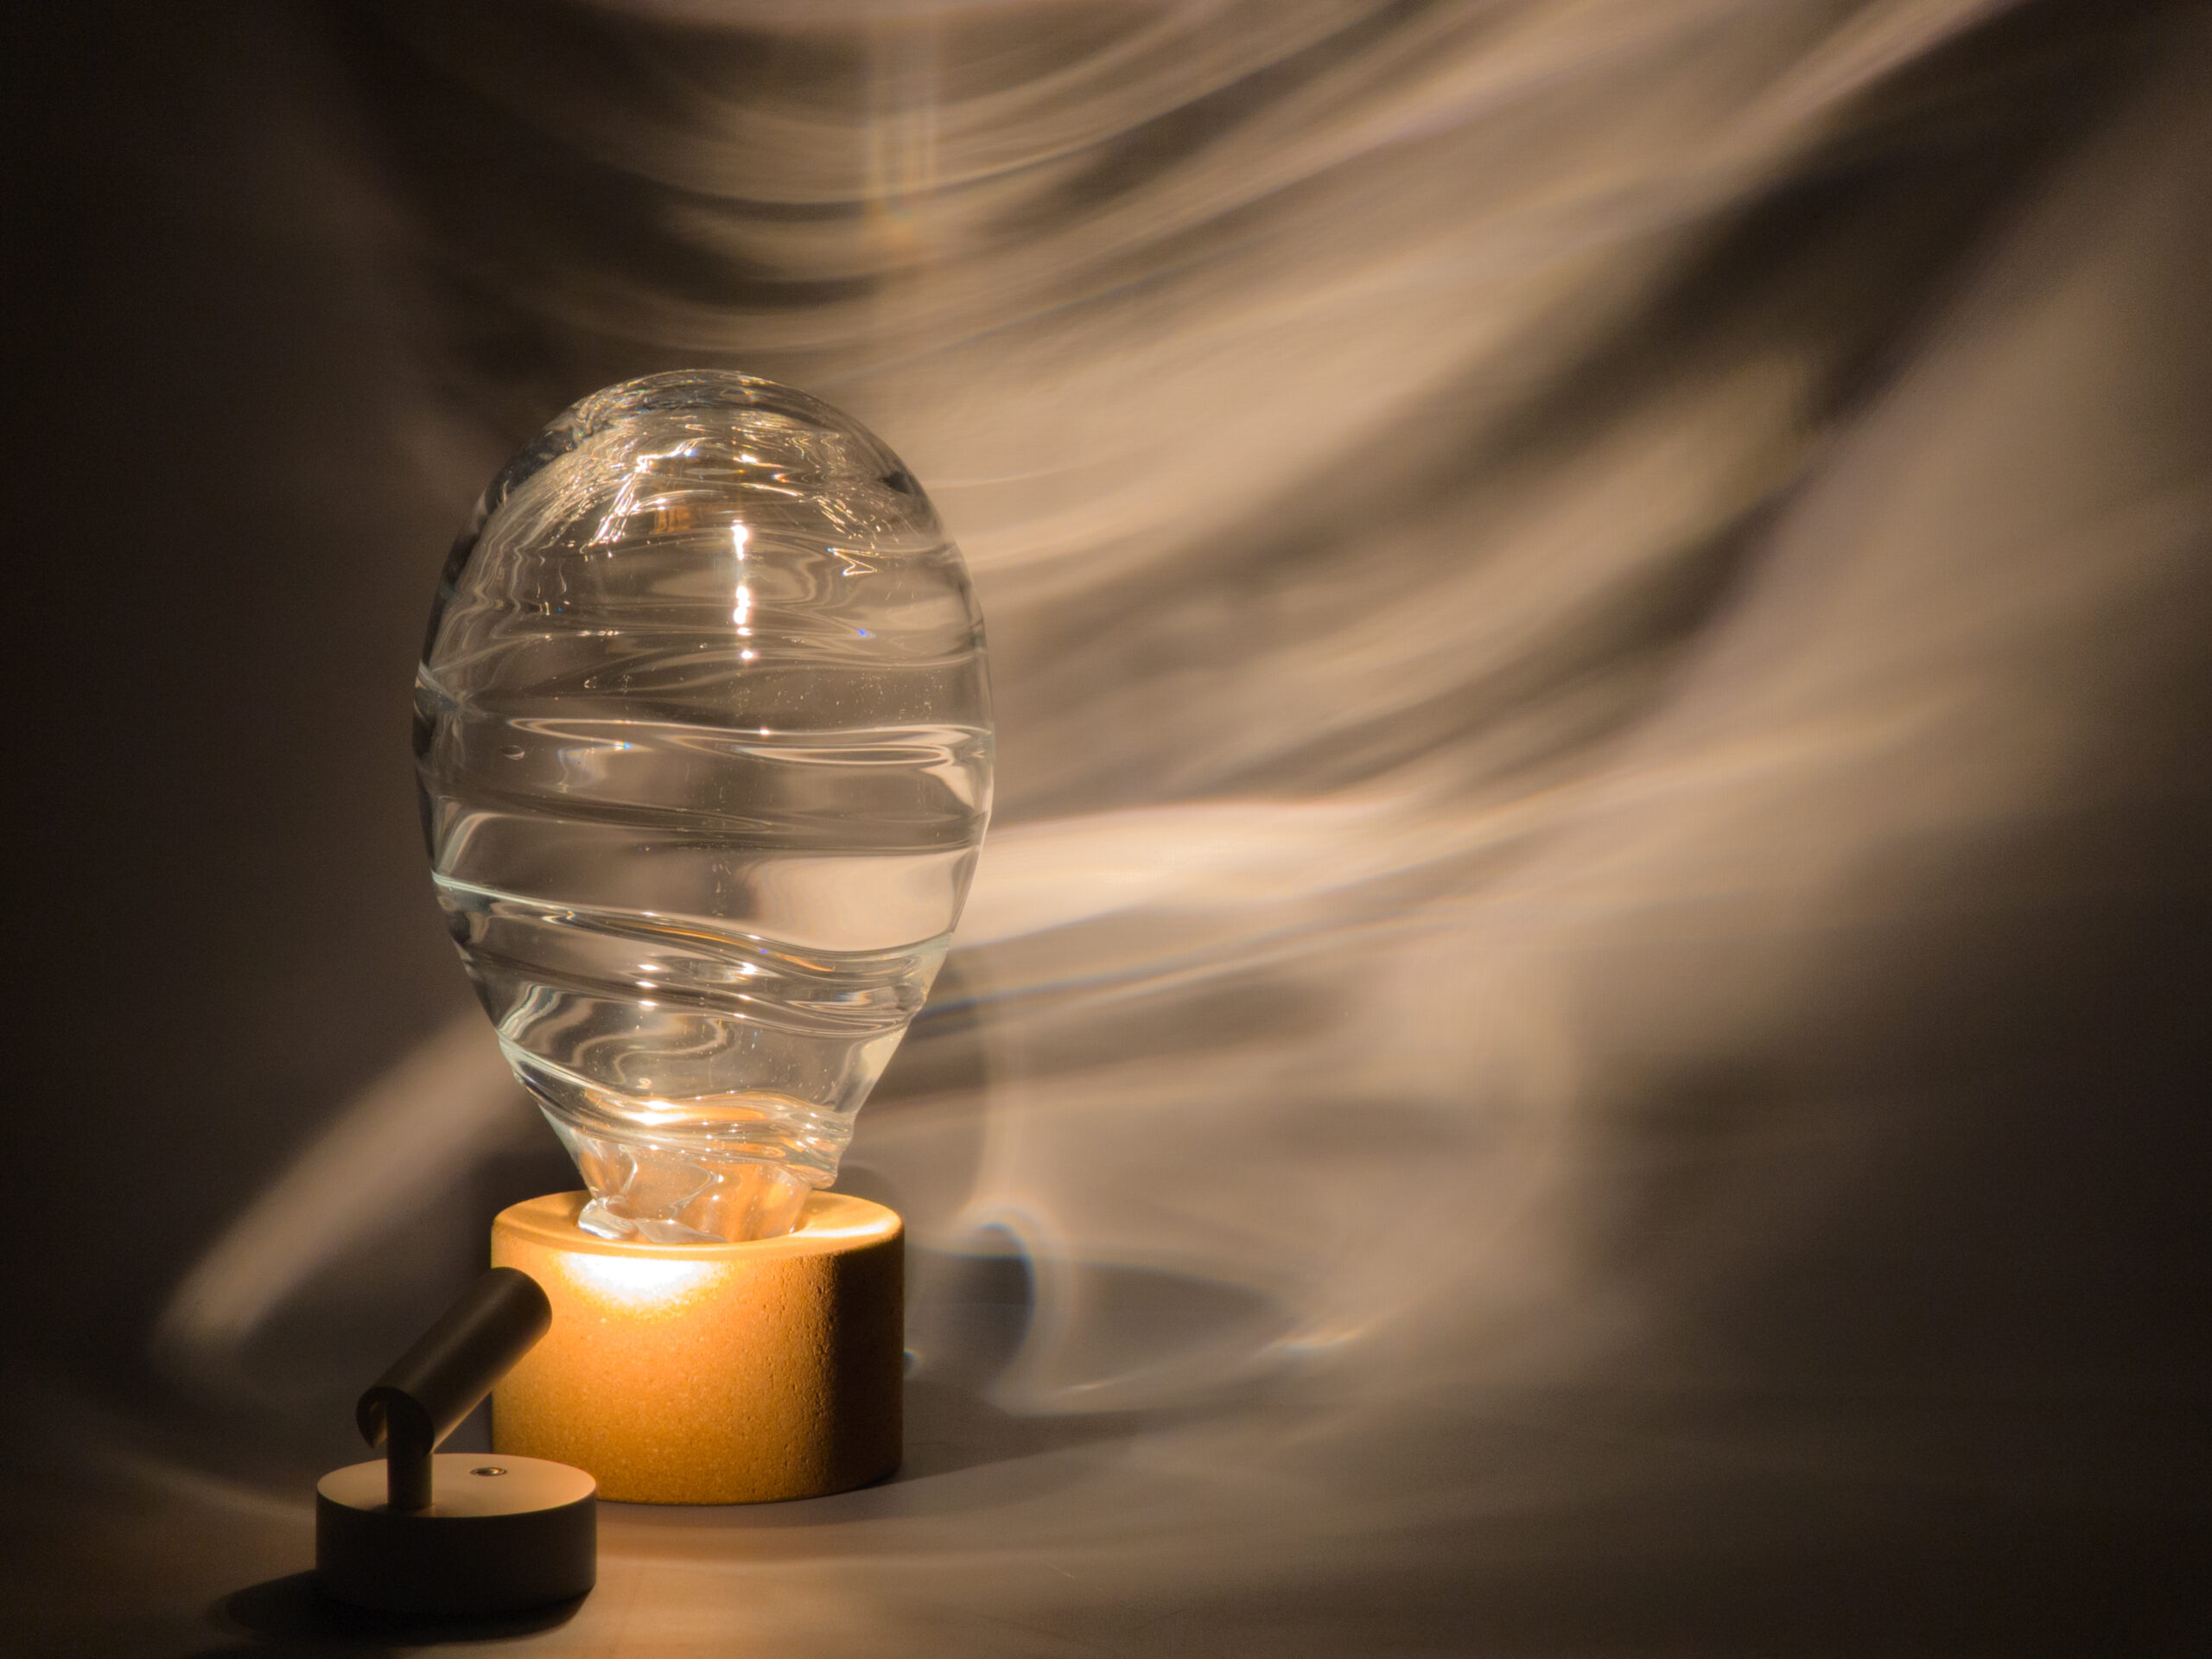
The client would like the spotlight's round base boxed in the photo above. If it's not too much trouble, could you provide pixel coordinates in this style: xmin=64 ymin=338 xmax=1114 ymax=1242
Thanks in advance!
xmin=315 ymin=1452 xmax=595 ymax=1615
xmin=490 ymin=1190 xmax=903 ymax=1504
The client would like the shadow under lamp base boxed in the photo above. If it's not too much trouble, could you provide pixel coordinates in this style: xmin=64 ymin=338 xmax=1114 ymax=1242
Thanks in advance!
xmin=489 ymin=1191 xmax=904 ymax=1504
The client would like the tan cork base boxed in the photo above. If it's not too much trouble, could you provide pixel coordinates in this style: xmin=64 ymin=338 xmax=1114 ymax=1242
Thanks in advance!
xmin=489 ymin=1191 xmax=902 ymax=1504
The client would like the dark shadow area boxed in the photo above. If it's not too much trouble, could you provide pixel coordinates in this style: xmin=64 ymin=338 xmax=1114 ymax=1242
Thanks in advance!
xmin=912 ymin=1240 xmax=1300 ymax=1416
xmin=204 ymin=1573 xmax=582 ymax=1652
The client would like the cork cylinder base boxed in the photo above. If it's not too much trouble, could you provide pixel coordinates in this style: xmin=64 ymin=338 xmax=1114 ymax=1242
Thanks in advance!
xmin=489 ymin=1191 xmax=902 ymax=1504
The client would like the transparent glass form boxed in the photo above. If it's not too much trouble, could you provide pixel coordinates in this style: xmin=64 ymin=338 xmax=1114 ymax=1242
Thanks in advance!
xmin=416 ymin=372 xmax=993 ymax=1243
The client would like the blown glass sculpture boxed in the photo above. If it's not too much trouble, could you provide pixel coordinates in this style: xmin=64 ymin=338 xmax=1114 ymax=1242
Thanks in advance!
xmin=416 ymin=372 xmax=993 ymax=1242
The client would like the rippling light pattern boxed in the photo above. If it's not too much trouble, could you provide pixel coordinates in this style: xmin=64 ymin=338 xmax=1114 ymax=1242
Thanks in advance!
xmin=150 ymin=0 xmax=2211 ymax=1647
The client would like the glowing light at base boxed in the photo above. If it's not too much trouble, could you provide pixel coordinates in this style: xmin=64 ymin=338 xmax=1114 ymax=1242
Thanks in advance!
xmin=489 ymin=1191 xmax=904 ymax=1503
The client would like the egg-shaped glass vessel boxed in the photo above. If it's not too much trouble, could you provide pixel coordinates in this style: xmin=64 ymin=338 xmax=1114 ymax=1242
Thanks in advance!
xmin=416 ymin=372 xmax=992 ymax=1242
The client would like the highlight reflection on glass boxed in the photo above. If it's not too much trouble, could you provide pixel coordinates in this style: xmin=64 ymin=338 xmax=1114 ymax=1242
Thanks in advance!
xmin=416 ymin=371 xmax=994 ymax=1243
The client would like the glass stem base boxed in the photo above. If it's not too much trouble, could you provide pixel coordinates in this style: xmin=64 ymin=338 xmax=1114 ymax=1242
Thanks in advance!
xmin=550 ymin=1122 xmax=816 ymax=1243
